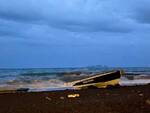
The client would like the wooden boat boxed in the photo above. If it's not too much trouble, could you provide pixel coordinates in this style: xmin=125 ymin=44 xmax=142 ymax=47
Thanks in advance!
xmin=70 ymin=70 xmax=124 ymax=89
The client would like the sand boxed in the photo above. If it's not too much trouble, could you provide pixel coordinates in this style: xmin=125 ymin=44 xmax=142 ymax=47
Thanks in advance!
xmin=0 ymin=84 xmax=150 ymax=113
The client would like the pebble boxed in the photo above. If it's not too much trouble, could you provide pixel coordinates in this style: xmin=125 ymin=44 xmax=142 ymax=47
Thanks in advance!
xmin=146 ymin=99 xmax=150 ymax=105
xmin=45 ymin=97 xmax=52 ymax=101
xmin=60 ymin=96 xmax=65 ymax=100
xmin=139 ymin=93 xmax=144 ymax=97
xmin=68 ymin=94 xmax=80 ymax=98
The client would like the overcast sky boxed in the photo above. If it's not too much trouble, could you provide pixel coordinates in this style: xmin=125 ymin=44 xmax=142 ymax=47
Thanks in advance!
xmin=0 ymin=0 xmax=150 ymax=68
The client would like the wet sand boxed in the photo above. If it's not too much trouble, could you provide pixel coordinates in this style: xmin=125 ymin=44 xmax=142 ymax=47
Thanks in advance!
xmin=0 ymin=84 xmax=150 ymax=113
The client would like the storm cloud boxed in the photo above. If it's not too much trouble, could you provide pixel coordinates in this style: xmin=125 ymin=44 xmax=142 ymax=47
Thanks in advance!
xmin=0 ymin=0 xmax=136 ymax=33
xmin=0 ymin=0 xmax=150 ymax=68
xmin=133 ymin=1 xmax=150 ymax=24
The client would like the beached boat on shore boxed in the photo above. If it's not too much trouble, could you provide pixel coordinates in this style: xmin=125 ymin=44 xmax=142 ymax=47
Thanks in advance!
xmin=71 ymin=70 xmax=124 ymax=89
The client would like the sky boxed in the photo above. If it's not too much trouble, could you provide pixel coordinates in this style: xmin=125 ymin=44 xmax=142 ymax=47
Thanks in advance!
xmin=0 ymin=0 xmax=150 ymax=68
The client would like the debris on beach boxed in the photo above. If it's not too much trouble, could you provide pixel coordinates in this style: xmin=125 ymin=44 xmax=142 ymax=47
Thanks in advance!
xmin=45 ymin=97 xmax=52 ymax=101
xmin=60 ymin=96 xmax=65 ymax=100
xmin=146 ymin=99 xmax=150 ymax=105
xmin=16 ymin=88 xmax=29 ymax=93
xmin=139 ymin=93 xmax=144 ymax=97
xmin=67 ymin=94 xmax=80 ymax=98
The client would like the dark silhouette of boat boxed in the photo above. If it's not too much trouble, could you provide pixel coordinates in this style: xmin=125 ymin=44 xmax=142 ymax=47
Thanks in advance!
xmin=70 ymin=70 xmax=124 ymax=89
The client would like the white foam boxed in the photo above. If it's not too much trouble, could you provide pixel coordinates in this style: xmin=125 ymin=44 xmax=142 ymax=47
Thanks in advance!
xmin=120 ymin=79 xmax=150 ymax=86
xmin=29 ymin=87 xmax=73 ymax=92
xmin=0 ymin=79 xmax=69 ymax=91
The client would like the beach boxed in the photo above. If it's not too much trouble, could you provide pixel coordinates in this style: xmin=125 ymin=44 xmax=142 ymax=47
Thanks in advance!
xmin=0 ymin=84 xmax=150 ymax=113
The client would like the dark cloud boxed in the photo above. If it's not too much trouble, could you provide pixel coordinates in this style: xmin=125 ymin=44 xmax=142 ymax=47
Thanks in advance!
xmin=0 ymin=0 xmax=42 ymax=22
xmin=0 ymin=0 xmax=134 ymax=33
xmin=133 ymin=1 xmax=150 ymax=24
xmin=0 ymin=19 xmax=31 ymax=38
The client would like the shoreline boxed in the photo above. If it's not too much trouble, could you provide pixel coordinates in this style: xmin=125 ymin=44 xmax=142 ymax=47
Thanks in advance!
xmin=0 ymin=84 xmax=150 ymax=113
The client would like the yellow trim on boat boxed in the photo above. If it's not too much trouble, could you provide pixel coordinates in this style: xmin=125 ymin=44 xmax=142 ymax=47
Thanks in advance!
xmin=73 ymin=78 xmax=120 ymax=89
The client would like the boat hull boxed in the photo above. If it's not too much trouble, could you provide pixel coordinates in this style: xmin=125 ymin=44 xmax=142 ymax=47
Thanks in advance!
xmin=72 ymin=70 xmax=123 ymax=89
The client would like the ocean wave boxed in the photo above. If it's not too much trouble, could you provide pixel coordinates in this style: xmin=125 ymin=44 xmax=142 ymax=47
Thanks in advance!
xmin=0 ymin=79 xmax=67 ymax=91
xmin=20 ymin=72 xmax=60 ymax=76
xmin=120 ymin=75 xmax=150 ymax=86
xmin=0 ymin=68 xmax=150 ymax=91
xmin=120 ymin=79 xmax=150 ymax=86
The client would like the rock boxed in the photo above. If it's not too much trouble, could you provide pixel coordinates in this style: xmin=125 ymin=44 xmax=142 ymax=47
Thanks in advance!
xmin=146 ymin=99 xmax=150 ymax=105
xmin=60 ymin=96 xmax=65 ymax=100
xmin=45 ymin=97 xmax=51 ymax=101
xmin=68 ymin=94 xmax=80 ymax=98
xmin=139 ymin=93 xmax=144 ymax=97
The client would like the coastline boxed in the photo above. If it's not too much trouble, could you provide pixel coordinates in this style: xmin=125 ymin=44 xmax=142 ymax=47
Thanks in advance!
xmin=0 ymin=84 xmax=150 ymax=113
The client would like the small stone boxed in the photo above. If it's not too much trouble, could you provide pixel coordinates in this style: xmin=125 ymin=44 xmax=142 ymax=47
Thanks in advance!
xmin=45 ymin=97 xmax=51 ymax=101
xmin=146 ymin=99 xmax=150 ymax=105
xmin=139 ymin=93 xmax=144 ymax=97
xmin=67 ymin=94 xmax=80 ymax=98
xmin=60 ymin=96 xmax=65 ymax=100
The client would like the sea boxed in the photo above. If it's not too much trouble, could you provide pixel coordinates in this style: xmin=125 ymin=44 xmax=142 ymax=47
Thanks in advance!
xmin=0 ymin=66 xmax=150 ymax=92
